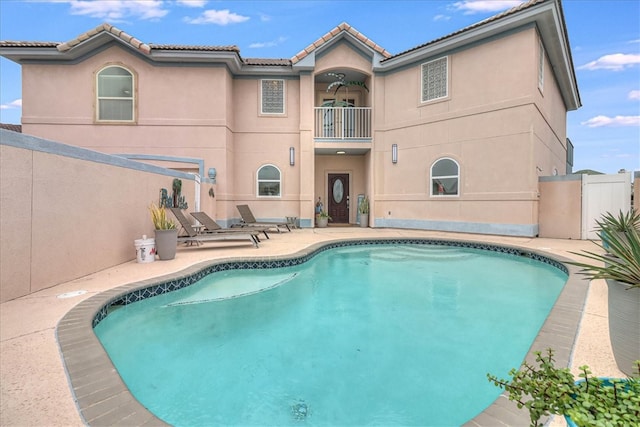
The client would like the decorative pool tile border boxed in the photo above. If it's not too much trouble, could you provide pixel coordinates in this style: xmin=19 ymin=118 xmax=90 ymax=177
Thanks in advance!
xmin=92 ymin=238 xmax=568 ymax=327
xmin=58 ymin=237 xmax=585 ymax=427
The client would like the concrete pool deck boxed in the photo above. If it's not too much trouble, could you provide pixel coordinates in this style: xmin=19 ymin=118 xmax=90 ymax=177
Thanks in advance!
xmin=0 ymin=228 xmax=623 ymax=426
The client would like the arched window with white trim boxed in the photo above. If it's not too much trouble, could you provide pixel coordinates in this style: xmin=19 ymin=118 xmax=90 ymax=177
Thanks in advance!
xmin=96 ymin=65 xmax=135 ymax=122
xmin=257 ymin=164 xmax=281 ymax=197
xmin=430 ymin=158 xmax=459 ymax=197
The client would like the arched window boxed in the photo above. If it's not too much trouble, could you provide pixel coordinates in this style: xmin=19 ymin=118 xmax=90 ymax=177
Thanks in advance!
xmin=257 ymin=164 xmax=281 ymax=197
xmin=430 ymin=158 xmax=459 ymax=197
xmin=96 ymin=65 xmax=134 ymax=122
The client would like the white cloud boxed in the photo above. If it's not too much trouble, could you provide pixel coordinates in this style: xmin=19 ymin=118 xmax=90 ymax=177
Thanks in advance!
xmin=68 ymin=0 xmax=168 ymax=20
xmin=581 ymin=115 xmax=640 ymax=128
xmin=579 ymin=53 xmax=640 ymax=71
xmin=184 ymin=9 xmax=249 ymax=25
xmin=0 ymin=99 xmax=22 ymax=110
xmin=451 ymin=1 xmax=525 ymax=14
xmin=176 ymin=0 xmax=207 ymax=7
xmin=628 ymin=90 xmax=640 ymax=100
xmin=433 ymin=14 xmax=451 ymax=21
xmin=249 ymin=36 xmax=287 ymax=49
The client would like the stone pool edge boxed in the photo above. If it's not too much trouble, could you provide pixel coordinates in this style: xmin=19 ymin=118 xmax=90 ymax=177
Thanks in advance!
xmin=55 ymin=237 xmax=586 ymax=426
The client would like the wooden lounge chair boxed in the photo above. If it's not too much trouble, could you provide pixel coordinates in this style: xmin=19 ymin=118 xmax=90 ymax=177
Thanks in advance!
xmin=190 ymin=211 xmax=271 ymax=241
xmin=168 ymin=207 xmax=259 ymax=248
xmin=235 ymin=204 xmax=291 ymax=232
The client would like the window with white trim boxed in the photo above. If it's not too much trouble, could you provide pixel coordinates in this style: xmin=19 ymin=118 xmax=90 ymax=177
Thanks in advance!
xmin=431 ymin=158 xmax=459 ymax=196
xmin=257 ymin=164 xmax=281 ymax=197
xmin=96 ymin=65 xmax=134 ymax=122
xmin=421 ymin=57 xmax=448 ymax=102
xmin=261 ymin=79 xmax=285 ymax=114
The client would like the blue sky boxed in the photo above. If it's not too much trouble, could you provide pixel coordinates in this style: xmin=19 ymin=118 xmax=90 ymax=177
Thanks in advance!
xmin=1 ymin=0 xmax=638 ymax=174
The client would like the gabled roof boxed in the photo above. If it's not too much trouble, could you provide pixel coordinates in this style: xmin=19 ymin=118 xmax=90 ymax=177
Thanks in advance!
xmin=291 ymin=22 xmax=391 ymax=65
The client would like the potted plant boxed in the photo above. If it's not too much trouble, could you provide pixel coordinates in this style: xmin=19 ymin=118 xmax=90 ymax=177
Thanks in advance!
xmin=358 ymin=196 xmax=369 ymax=228
xmin=149 ymin=203 xmax=178 ymax=260
xmin=569 ymin=214 xmax=640 ymax=376
xmin=316 ymin=210 xmax=331 ymax=228
xmin=488 ymin=349 xmax=640 ymax=427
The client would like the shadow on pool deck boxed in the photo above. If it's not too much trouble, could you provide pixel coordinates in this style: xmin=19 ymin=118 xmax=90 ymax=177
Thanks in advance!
xmin=0 ymin=228 xmax=623 ymax=426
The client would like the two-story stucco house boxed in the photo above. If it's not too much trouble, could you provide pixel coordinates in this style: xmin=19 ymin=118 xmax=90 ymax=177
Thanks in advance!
xmin=0 ymin=0 xmax=580 ymax=236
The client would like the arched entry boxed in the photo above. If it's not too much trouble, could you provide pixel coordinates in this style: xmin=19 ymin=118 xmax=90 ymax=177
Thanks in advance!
xmin=328 ymin=173 xmax=349 ymax=224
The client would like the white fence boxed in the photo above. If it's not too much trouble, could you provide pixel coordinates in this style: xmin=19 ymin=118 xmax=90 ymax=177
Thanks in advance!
xmin=314 ymin=107 xmax=371 ymax=139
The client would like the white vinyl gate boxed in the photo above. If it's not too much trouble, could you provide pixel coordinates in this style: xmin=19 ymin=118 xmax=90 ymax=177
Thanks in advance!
xmin=581 ymin=172 xmax=632 ymax=240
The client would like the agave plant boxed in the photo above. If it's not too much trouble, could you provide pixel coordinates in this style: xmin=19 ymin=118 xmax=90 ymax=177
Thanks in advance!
xmin=596 ymin=210 xmax=640 ymax=233
xmin=149 ymin=203 xmax=177 ymax=230
xmin=569 ymin=225 xmax=640 ymax=288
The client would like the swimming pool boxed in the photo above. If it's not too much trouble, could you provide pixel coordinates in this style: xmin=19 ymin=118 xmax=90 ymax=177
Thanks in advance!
xmin=91 ymin=241 xmax=567 ymax=426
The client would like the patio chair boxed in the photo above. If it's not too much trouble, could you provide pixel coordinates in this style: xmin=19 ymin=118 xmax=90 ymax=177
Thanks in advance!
xmin=235 ymin=204 xmax=291 ymax=232
xmin=168 ymin=207 xmax=260 ymax=248
xmin=190 ymin=211 xmax=271 ymax=241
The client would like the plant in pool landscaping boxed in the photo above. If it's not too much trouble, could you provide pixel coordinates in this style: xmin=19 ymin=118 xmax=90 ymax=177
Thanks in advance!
xmin=487 ymin=349 xmax=640 ymax=427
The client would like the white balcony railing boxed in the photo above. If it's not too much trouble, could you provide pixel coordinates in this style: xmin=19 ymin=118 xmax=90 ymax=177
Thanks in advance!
xmin=314 ymin=107 xmax=371 ymax=139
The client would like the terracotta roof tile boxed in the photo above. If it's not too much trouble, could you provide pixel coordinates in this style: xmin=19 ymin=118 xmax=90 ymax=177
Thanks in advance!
xmin=149 ymin=44 xmax=239 ymax=52
xmin=0 ymin=41 xmax=59 ymax=48
xmin=57 ymin=23 xmax=152 ymax=54
xmin=291 ymin=22 xmax=391 ymax=65
xmin=0 ymin=123 xmax=22 ymax=133
xmin=243 ymin=58 xmax=292 ymax=66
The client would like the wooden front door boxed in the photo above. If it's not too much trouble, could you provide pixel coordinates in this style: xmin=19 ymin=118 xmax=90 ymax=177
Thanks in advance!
xmin=328 ymin=173 xmax=349 ymax=224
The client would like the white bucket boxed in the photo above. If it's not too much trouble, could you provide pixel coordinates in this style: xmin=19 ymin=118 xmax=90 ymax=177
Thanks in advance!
xmin=134 ymin=235 xmax=156 ymax=263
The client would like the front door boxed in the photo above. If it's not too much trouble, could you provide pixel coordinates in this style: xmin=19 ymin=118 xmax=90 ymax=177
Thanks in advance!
xmin=328 ymin=173 xmax=349 ymax=224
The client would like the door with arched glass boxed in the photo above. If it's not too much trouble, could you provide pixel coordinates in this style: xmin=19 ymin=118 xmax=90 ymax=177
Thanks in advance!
xmin=328 ymin=173 xmax=349 ymax=224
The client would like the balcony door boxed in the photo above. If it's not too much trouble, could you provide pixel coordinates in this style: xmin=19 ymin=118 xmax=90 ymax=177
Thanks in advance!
xmin=328 ymin=173 xmax=350 ymax=224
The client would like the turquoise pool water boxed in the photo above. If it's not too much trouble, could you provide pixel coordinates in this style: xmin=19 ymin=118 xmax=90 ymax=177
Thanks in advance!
xmin=95 ymin=244 xmax=567 ymax=426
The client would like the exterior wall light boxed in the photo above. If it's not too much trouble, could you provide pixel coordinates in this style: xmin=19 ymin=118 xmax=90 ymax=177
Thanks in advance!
xmin=208 ymin=167 xmax=217 ymax=183
xmin=290 ymin=147 xmax=295 ymax=166
xmin=392 ymin=144 xmax=398 ymax=164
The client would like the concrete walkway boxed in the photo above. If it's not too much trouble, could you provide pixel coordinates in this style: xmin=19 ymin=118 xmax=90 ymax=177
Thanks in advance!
xmin=0 ymin=228 xmax=622 ymax=426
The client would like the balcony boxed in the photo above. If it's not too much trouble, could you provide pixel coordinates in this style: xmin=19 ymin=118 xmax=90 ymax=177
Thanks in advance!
xmin=314 ymin=107 xmax=371 ymax=140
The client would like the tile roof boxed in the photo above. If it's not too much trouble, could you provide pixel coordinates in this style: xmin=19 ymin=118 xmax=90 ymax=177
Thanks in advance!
xmin=385 ymin=0 xmax=547 ymax=61
xmin=57 ymin=23 xmax=151 ymax=54
xmin=148 ymin=44 xmax=239 ymax=52
xmin=291 ymin=22 xmax=391 ymax=65
xmin=0 ymin=123 xmax=22 ymax=133
xmin=244 ymin=58 xmax=292 ymax=66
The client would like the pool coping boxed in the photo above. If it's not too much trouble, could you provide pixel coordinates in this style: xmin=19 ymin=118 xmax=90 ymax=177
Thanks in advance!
xmin=56 ymin=237 xmax=587 ymax=426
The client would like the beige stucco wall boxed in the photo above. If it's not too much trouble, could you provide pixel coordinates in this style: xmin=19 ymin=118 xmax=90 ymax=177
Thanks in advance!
xmin=0 ymin=131 xmax=196 ymax=303
xmin=371 ymin=28 xmax=557 ymax=234
xmin=16 ymin=25 xmax=574 ymax=235
xmin=538 ymin=176 xmax=582 ymax=239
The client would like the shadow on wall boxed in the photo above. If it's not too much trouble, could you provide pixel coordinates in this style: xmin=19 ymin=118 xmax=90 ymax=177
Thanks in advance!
xmin=0 ymin=129 xmax=196 ymax=302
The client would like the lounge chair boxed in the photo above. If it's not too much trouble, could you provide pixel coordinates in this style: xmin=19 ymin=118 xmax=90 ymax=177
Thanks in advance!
xmin=168 ymin=207 xmax=259 ymax=248
xmin=235 ymin=204 xmax=291 ymax=232
xmin=190 ymin=211 xmax=271 ymax=241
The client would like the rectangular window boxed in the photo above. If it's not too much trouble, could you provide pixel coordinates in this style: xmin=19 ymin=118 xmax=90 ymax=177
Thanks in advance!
xmin=538 ymin=39 xmax=545 ymax=91
xmin=421 ymin=57 xmax=448 ymax=103
xmin=261 ymin=79 xmax=285 ymax=114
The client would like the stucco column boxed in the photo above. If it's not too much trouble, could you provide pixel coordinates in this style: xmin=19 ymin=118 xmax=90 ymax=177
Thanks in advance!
xmin=298 ymin=72 xmax=315 ymax=227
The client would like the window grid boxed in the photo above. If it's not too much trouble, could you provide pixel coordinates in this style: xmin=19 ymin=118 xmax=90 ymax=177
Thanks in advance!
xmin=421 ymin=57 xmax=448 ymax=102
xmin=261 ymin=79 xmax=285 ymax=114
